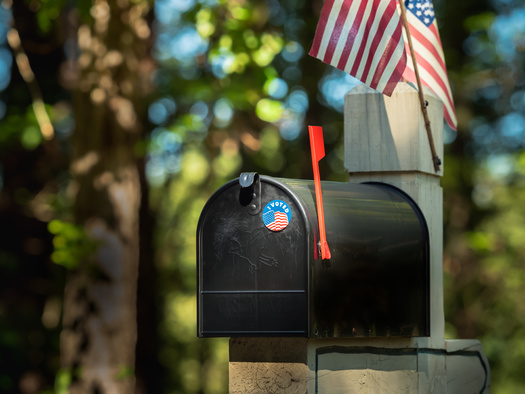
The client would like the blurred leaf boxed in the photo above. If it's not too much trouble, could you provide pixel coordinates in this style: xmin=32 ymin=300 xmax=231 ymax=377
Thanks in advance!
xmin=47 ymin=220 xmax=99 ymax=270
xmin=33 ymin=0 xmax=66 ymax=32
xmin=115 ymin=366 xmax=134 ymax=380
xmin=54 ymin=368 xmax=72 ymax=394
xmin=464 ymin=12 xmax=496 ymax=32
xmin=20 ymin=125 xmax=42 ymax=150
xmin=255 ymin=98 xmax=283 ymax=122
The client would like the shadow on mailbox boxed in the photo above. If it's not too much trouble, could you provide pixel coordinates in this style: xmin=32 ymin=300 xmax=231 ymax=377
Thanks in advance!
xmin=197 ymin=173 xmax=429 ymax=338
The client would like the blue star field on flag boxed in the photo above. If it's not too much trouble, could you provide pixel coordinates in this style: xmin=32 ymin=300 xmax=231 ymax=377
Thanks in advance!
xmin=405 ymin=0 xmax=435 ymax=27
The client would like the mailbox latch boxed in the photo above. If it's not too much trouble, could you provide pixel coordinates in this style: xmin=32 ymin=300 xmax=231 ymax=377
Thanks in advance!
xmin=239 ymin=172 xmax=261 ymax=215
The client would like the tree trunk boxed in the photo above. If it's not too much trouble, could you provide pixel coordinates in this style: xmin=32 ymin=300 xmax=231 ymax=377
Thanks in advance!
xmin=60 ymin=1 xmax=153 ymax=393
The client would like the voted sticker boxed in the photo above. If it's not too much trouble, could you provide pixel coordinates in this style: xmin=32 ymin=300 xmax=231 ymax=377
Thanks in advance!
xmin=262 ymin=200 xmax=291 ymax=232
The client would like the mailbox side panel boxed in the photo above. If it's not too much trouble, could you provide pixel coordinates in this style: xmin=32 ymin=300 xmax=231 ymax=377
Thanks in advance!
xmin=197 ymin=178 xmax=313 ymax=337
xmin=278 ymin=180 xmax=430 ymax=338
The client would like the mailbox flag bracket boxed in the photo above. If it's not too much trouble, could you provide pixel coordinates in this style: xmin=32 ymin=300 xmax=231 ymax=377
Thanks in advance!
xmin=239 ymin=172 xmax=262 ymax=215
xmin=308 ymin=125 xmax=331 ymax=260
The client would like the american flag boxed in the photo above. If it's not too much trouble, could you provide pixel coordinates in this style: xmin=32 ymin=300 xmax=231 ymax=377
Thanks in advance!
xmin=309 ymin=0 xmax=406 ymax=96
xmin=401 ymin=0 xmax=457 ymax=130
xmin=263 ymin=210 xmax=289 ymax=232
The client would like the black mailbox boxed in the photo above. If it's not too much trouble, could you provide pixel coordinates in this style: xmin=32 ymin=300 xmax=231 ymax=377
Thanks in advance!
xmin=197 ymin=173 xmax=429 ymax=338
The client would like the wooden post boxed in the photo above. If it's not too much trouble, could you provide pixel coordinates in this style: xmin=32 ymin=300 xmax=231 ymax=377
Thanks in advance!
xmin=344 ymin=82 xmax=445 ymax=347
xmin=228 ymin=83 xmax=490 ymax=393
xmin=342 ymin=82 xmax=446 ymax=392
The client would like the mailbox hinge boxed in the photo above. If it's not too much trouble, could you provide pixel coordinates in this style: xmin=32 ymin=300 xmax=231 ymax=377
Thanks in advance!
xmin=239 ymin=172 xmax=262 ymax=215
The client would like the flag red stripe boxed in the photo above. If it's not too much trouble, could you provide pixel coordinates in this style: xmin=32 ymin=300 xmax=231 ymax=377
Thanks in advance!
xmin=347 ymin=0 xmax=377 ymax=75
xmin=360 ymin=1 xmax=395 ymax=81
xmin=367 ymin=2 xmax=399 ymax=88
xmin=309 ymin=0 xmax=336 ymax=57
xmin=324 ymin=1 xmax=353 ymax=65
xmin=407 ymin=21 xmax=446 ymax=72
xmin=335 ymin=0 xmax=367 ymax=70
xmin=443 ymin=104 xmax=456 ymax=130
xmin=405 ymin=43 xmax=453 ymax=106
xmin=370 ymin=31 xmax=407 ymax=96
xmin=429 ymin=23 xmax=443 ymax=52
xmin=386 ymin=55 xmax=409 ymax=94
xmin=267 ymin=212 xmax=289 ymax=231
xmin=403 ymin=65 xmax=457 ymax=129
xmin=336 ymin=1 xmax=366 ymax=70
xmin=309 ymin=0 xmax=406 ymax=96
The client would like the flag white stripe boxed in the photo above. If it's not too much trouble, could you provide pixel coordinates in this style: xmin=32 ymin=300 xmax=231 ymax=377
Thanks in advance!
xmin=354 ymin=0 xmax=390 ymax=79
xmin=408 ymin=15 xmax=446 ymax=61
xmin=315 ymin=2 xmax=343 ymax=60
xmin=375 ymin=35 xmax=406 ymax=91
xmin=348 ymin=0 xmax=378 ymax=77
xmin=404 ymin=17 xmax=448 ymax=85
xmin=405 ymin=62 xmax=457 ymax=125
xmin=309 ymin=0 xmax=407 ymax=96
xmin=333 ymin=0 xmax=366 ymax=67
xmin=365 ymin=9 xmax=403 ymax=86
xmin=407 ymin=34 xmax=449 ymax=89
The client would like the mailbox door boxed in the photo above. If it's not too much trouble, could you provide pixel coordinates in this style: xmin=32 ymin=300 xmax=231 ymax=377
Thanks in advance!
xmin=197 ymin=176 xmax=313 ymax=337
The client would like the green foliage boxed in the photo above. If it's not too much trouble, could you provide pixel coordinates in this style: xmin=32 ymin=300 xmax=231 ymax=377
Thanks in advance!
xmin=28 ymin=0 xmax=94 ymax=29
xmin=20 ymin=125 xmax=42 ymax=149
xmin=47 ymin=220 xmax=99 ymax=270
xmin=52 ymin=366 xmax=83 ymax=394
xmin=155 ymin=178 xmax=229 ymax=393
xmin=53 ymin=368 xmax=72 ymax=394
xmin=4 ymin=0 xmax=525 ymax=393
xmin=255 ymin=98 xmax=283 ymax=122
xmin=115 ymin=366 xmax=135 ymax=380
xmin=31 ymin=0 xmax=66 ymax=32
xmin=472 ymin=161 xmax=525 ymax=391
xmin=0 ymin=107 xmax=45 ymax=150
xmin=464 ymin=12 xmax=496 ymax=33
xmin=440 ymin=1 xmax=525 ymax=391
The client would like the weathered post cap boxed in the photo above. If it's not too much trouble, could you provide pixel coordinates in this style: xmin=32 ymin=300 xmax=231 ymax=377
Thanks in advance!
xmin=344 ymin=82 xmax=444 ymax=176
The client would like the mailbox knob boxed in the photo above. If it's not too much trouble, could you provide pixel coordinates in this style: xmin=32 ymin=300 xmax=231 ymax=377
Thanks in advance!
xmin=239 ymin=172 xmax=258 ymax=188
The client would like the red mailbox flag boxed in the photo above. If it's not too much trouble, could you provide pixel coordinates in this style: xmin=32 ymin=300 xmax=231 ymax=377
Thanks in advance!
xmin=308 ymin=126 xmax=331 ymax=260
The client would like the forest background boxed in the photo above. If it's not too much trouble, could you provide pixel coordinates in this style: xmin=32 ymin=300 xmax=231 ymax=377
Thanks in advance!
xmin=0 ymin=0 xmax=524 ymax=393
